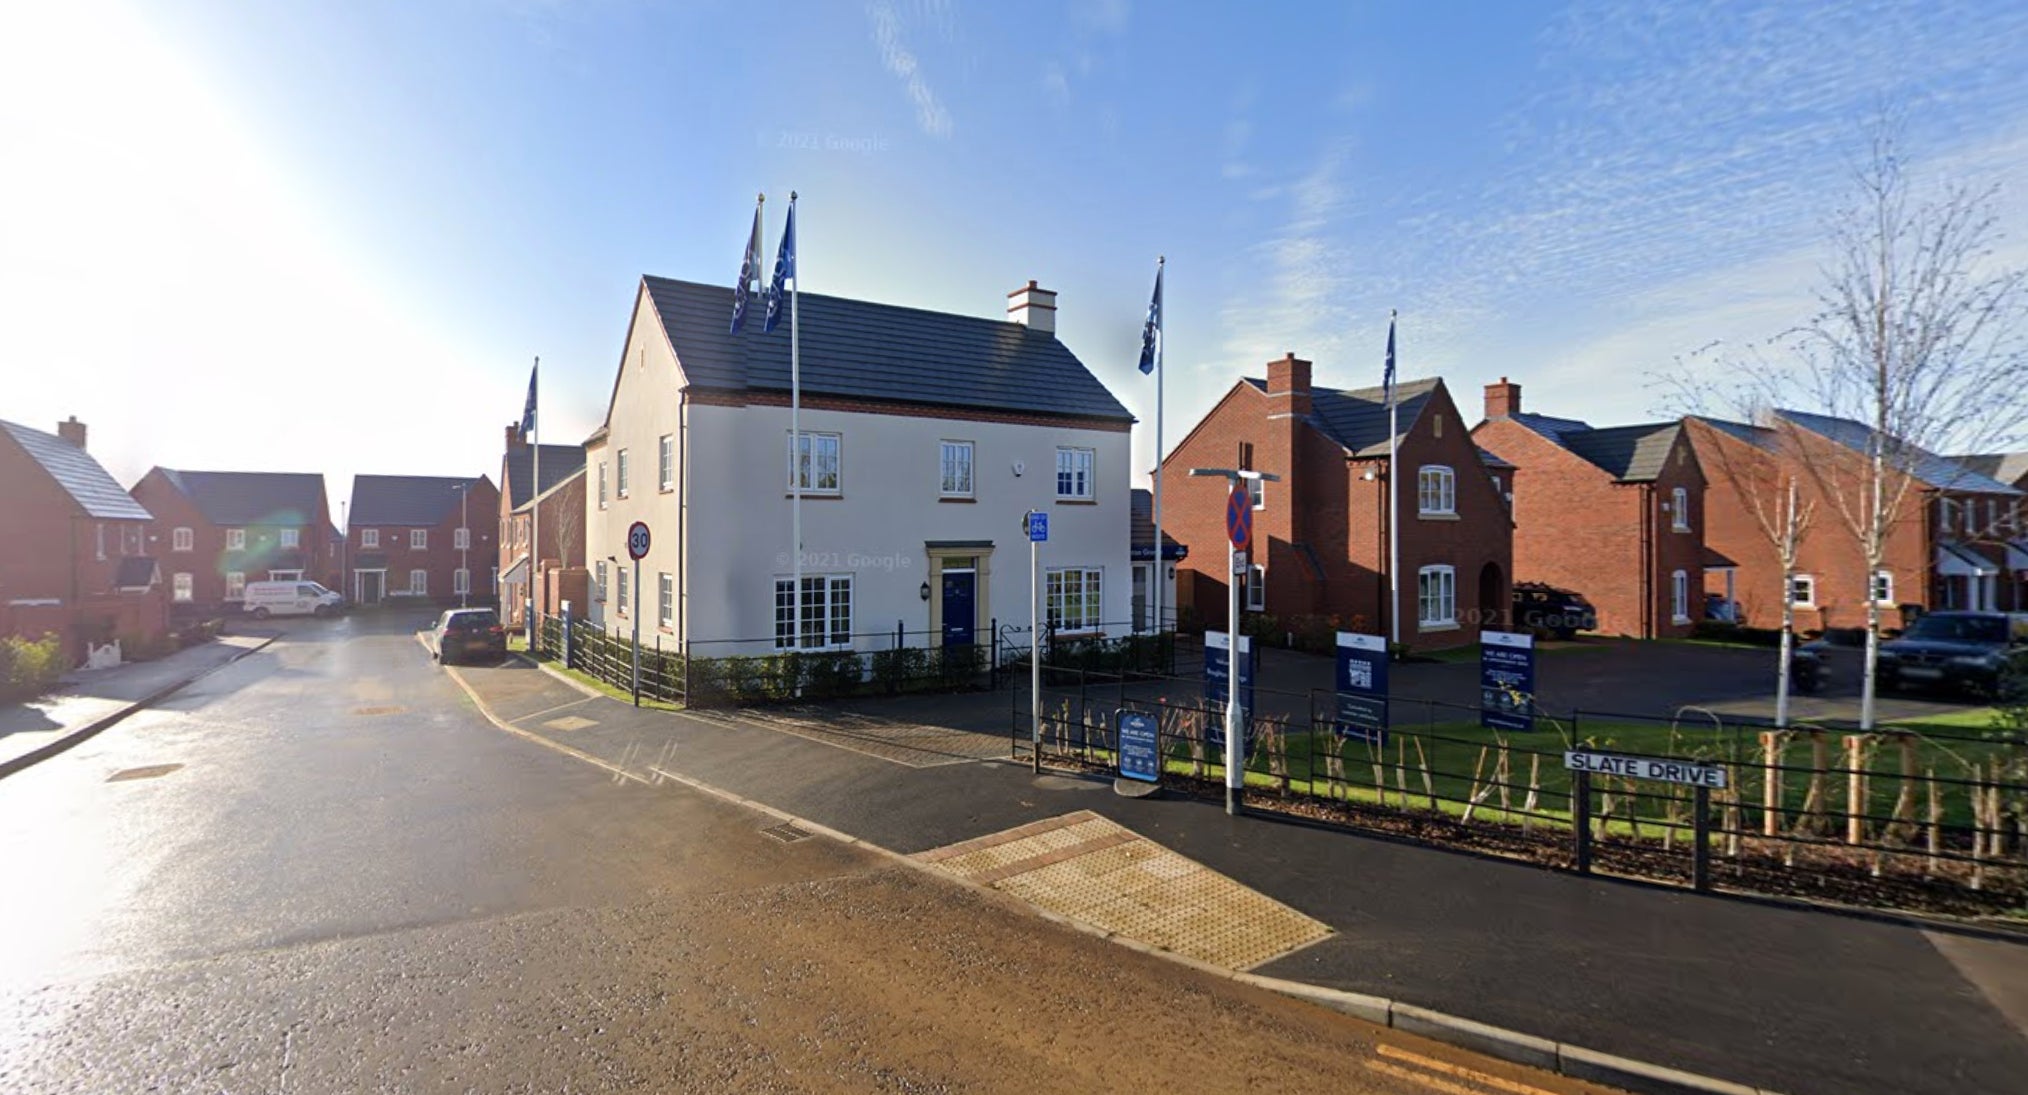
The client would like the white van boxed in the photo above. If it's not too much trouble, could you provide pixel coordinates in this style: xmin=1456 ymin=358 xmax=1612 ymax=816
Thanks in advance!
xmin=243 ymin=581 xmax=345 ymax=618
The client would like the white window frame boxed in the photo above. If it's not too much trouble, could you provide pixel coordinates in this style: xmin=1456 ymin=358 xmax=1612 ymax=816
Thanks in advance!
xmin=410 ymin=529 xmax=428 ymax=550
xmin=1249 ymin=476 xmax=1265 ymax=511
xmin=617 ymin=448 xmax=630 ymax=498
xmin=172 ymin=527 xmax=193 ymax=552
xmin=454 ymin=527 xmax=469 ymax=550
xmin=1045 ymin=567 xmax=1104 ymax=633
xmin=1417 ymin=565 xmax=1456 ymax=629
xmin=95 ymin=523 xmax=106 ymax=560
xmin=1246 ymin=563 xmax=1266 ymax=612
xmin=659 ymin=434 xmax=675 ymax=492
xmin=1417 ymin=466 xmax=1456 ymax=516
xmin=280 ymin=527 xmax=300 ymax=549
xmin=595 ymin=560 xmax=607 ymax=602
xmin=598 ymin=461 xmax=609 ymax=508
xmin=225 ymin=528 xmax=246 ymax=551
xmin=615 ymin=566 xmax=628 ymax=615
xmin=409 ymin=569 xmax=428 ymax=595
xmin=939 ymin=440 xmax=975 ymax=498
xmin=361 ymin=528 xmax=379 ymax=549
xmin=1055 ymin=447 xmax=1095 ymax=500
xmin=454 ymin=568 xmax=470 ymax=595
xmin=1871 ymin=570 xmax=1895 ymax=606
xmin=225 ymin=571 xmax=246 ymax=600
xmin=787 ymin=431 xmax=842 ymax=495
xmin=658 ymin=572 xmax=674 ymax=629
xmin=172 ymin=573 xmax=193 ymax=603
xmin=774 ymin=574 xmax=853 ymax=650
xmin=1671 ymin=570 xmax=1690 ymax=623
xmin=1671 ymin=487 xmax=1690 ymax=532
xmin=1790 ymin=573 xmax=1817 ymax=608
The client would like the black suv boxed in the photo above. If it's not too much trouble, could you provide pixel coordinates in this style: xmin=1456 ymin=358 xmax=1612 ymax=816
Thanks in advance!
xmin=1877 ymin=611 xmax=2028 ymax=698
xmin=1512 ymin=583 xmax=1597 ymax=640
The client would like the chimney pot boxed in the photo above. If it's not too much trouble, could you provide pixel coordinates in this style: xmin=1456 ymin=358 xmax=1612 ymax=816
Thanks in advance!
xmin=1485 ymin=379 xmax=1522 ymax=419
xmin=56 ymin=416 xmax=87 ymax=451
xmin=506 ymin=423 xmax=527 ymax=451
xmin=1006 ymin=281 xmax=1057 ymax=335
xmin=1266 ymin=354 xmax=1313 ymax=415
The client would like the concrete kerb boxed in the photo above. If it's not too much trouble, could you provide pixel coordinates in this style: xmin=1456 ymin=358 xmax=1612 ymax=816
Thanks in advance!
xmin=0 ymin=635 xmax=279 ymax=780
xmin=438 ymin=662 xmax=1787 ymax=1095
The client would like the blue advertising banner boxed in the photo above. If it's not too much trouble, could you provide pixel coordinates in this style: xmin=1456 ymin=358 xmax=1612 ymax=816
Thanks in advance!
xmin=1480 ymin=630 xmax=1537 ymax=732
xmin=1334 ymin=631 xmax=1388 ymax=743
xmin=1203 ymin=631 xmax=1255 ymax=750
xmin=1117 ymin=710 xmax=1160 ymax=783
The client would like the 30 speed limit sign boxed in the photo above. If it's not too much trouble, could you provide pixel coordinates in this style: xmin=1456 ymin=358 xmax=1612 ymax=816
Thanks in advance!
xmin=627 ymin=521 xmax=651 ymax=560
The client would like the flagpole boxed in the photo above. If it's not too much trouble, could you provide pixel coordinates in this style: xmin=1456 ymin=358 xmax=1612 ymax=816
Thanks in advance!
xmin=531 ymin=355 xmax=540 ymax=645
xmin=789 ymin=192 xmax=802 ymax=652
xmin=1386 ymin=313 xmax=1399 ymax=651
xmin=1151 ymin=256 xmax=1165 ymax=638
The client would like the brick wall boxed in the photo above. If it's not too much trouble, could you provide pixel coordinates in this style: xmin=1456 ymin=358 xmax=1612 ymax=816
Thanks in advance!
xmin=348 ymin=479 xmax=502 ymax=606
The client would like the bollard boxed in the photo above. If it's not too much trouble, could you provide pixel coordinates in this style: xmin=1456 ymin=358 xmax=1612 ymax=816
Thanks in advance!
xmin=1573 ymin=768 xmax=1593 ymax=875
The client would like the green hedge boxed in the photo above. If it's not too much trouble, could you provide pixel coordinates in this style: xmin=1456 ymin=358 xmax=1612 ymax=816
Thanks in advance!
xmin=0 ymin=633 xmax=65 ymax=702
xmin=685 ymin=645 xmax=988 ymax=707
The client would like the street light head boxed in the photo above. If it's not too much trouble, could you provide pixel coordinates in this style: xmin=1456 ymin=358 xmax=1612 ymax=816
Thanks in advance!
xmin=1188 ymin=467 xmax=1238 ymax=479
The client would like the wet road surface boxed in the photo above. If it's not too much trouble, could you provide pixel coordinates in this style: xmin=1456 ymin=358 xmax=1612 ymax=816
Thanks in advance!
xmin=0 ymin=616 xmax=1617 ymax=1094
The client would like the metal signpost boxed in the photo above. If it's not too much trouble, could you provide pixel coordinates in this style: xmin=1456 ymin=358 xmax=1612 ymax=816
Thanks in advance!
xmin=1479 ymin=629 xmax=1537 ymax=732
xmin=1188 ymin=467 xmax=1276 ymax=816
xmin=627 ymin=521 xmax=650 ymax=706
xmin=1027 ymin=510 xmax=1047 ymax=774
xmin=1334 ymin=631 xmax=1388 ymax=743
xmin=1565 ymin=750 xmax=1726 ymax=891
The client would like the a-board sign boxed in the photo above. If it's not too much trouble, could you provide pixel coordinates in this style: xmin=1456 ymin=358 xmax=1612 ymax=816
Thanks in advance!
xmin=1334 ymin=631 xmax=1387 ymax=743
xmin=1117 ymin=710 xmax=1160 ymax=783
xmin=626 ymin=521 xmax=651 ymax=561
xmin=1480 ymin=630 xmax=1535 ymax=732
xmin=1203 ymin=631 xmax=1255 ymax=750
xmin=1564 ymin=751 xmax=1728 ymax=789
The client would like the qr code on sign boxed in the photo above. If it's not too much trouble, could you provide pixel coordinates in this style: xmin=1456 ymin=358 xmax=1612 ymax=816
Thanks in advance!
xmin=1345 ymin=660 xmax=1372 ymax=690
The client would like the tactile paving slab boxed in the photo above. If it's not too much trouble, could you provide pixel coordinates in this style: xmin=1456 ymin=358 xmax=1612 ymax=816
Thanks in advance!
xmin=917 ymin=810 xmax=1332 ymax=970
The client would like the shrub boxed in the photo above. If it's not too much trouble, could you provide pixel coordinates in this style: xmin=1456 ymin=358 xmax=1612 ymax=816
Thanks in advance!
xmin=2 ymin=633 xmax=65 ymax=700
xmin=872 ymin=647 xmax=925 ymax=692
xmin=804 ymin=651 xmax=866 ymax=697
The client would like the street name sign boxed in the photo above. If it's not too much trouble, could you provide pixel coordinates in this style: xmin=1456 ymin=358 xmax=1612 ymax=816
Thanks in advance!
xmin=1564 ymin=751 xmax=1728 ymax=789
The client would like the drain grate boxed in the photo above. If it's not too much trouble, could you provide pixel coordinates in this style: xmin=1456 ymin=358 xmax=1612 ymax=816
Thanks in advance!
xmin=108 ymin=764 xmax=183 ymax=783
xmin=760 ymin=822 xmax=814 ymax=844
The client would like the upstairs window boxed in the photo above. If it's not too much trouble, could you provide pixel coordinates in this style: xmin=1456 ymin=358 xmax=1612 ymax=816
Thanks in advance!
xmin=172 ymin=527 xmax=193 ymax=552
xmin=617 ymin=449 xmax=630 ymax=498
xmin=225 ymin=528 xmax=246 ymax=551
xmin=598 ymin=462 xmax=609 ymax=508
xmin=454 ymin=527 xmax=469 ymax=550
xmin=788 ymin=432 xmax=842 ymax=494
xmin=1671 ymin=487 xmax=1690 ymax=532
xmin=1056 ymin=447 xmax=1094 ymax=500
xmin=361 ymin=529 xmax=380 ymax=549
xmin=280 ymin=528 xmax=300 ymax=549
xmin=410 ymin=529 xmax=428 ymax=550
xmin=659 ymin=434 xmax=675 ymax=492
xmin=1249 ymin=477 xmax=1265 ymax=510
xmin=1417 ymin=466 xmax=1456 ymax=515
xmin=939 ymin=441 xmax=974 ymax=497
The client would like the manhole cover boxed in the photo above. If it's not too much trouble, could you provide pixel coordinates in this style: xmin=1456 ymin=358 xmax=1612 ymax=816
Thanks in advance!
xmin=352 ymin=706 xmax=405 ymax=716
xmin=760 ymin=822 xmax=814 ymax=844
xmin=108 ymin=764 xmax=183 ymax=782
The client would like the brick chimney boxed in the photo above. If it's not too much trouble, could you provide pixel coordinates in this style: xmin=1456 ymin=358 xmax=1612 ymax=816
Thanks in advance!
xmin=1006 ymin=280 xmax=1057 ymax=335
xmin=1265 ymin=353 xmax=1312 ymax=416
xmin=505 ymin=423 xmax=527 ymax=451
xmin=1484 ymin=377 xmax=1521 ymax=419
xmin=56 ymin=416 xmax=87 ymax=450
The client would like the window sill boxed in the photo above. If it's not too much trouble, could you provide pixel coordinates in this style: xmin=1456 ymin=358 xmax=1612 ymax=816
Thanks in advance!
xmin=1053 ymin=628 xmax=1104 ymax=638
xmin=1672 ymin=616 xmax=1691 ymax=625
xmin=1418 ymin=620 xmax=1460 ymax=632
xmin=1672 ymin=526 xmax=1691 ymax=534
xmin=1418 ymin=511 xmax=1460 ymax=521
xmin=1055 ymin=498 xmax=1098 ymax=505
xmin=785 ymin=492 xmax=844 ymax=500
xmin=939 ymin=495 xmax=976 ymax=503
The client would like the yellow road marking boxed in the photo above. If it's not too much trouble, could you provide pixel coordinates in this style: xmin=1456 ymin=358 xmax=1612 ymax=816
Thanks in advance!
xmin=1369 ymin=1059 xmax=1487 ymax=1095
xmin=1377 ymin=1044 xmax=1562 ymax=1095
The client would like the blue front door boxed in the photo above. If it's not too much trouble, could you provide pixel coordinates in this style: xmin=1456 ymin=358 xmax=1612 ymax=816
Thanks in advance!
xmin=941 ymin=570 xmax=975 ymax=647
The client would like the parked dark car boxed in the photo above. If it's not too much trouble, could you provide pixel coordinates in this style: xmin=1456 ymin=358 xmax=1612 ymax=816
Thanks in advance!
xmin=1704 ymin=592 xmax=1745 ymax=625
xmin=429 ymin=608 xmax=507 ymax=665
xmin=1790 ymin=643 xmax=1826 ymax=693
xmin=1513 ymin=583 xmax=1597 ymax=640
xmin=1877 ymin=611 xmax=2028 ymax=698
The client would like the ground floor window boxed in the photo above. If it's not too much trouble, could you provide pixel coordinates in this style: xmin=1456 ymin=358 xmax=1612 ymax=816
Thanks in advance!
xmin=595 ymin=561 xmax=607 ymax=602
xmin=454 ymin=568 xmax=470 ymax=595
xmin=1671 ymin=570 xmax=1689 ymax=623
xmin=658 ymin=572 xmax=674 ymax=629
xmin=173 ymin=573 xmax=193 ymax=602
xmin=269 ymin=569 xmax=302 ymax=581
xmin=1246 ymin=563 xmax=1266 ymax=612
xmin=410 ymin=569 xmax=428 ymax=595
xmin=225 ymin=571 xmax=246 ymax=600
xmin=1871 ymin=570 xmax=1894 ymax=605
xmin=1417 ymin=565 xmax=1455 ymax=628
xmin=1790 ymin=573 xmax=1816 ymax=608
xmin=1046 ymin=567 xmax=1103 ymax=632
xmin=774 ymin=574 xmax=851 ymax=649
xmin=616 ymin=567 xmax=628 ymax=614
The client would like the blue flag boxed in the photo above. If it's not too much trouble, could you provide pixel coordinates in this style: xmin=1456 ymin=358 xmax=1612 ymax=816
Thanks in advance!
xmin=730 ymin=204 xmax=762 ymax=334
xmin=1382 ymin=314 xmax=1397 ymax=407
xmin=1137 ymin=264 xmax=1163 ymax=375
xmin=519 ymin=360 xmax=537 ymax=441
xmin=764 ymin=202 xmax=796 ymax=334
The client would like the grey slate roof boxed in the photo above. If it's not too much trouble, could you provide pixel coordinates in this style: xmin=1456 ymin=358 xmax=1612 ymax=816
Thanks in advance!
xmin=1779 ymin=410 xmax=2022 ymax=496
xmin=349 ymin=474 xmax=488 ymax=527
xmin=157 ymin=469 xmax=326 ymax=526
xmin=1952 ymin=451 xmax=2028 ymax=488
xmin=504 ymin=444 xmax=586 ymax=509
xmin=1559 ymin=422 xmax=1684 ymax=483
xmin=641 ymin=277 xmax=1133 ymax=423
xmin=0 ymin=419 xmax=152 ymax=520
xmin=1129 ymin=489 xmax=1187 ymax=561
xmin=1475 ymin=447 xmax=1515 ymax=470
xmin=1689 ymin=416 xmax=1780 ymax=452
xmin=1507 ymin=412 xmax=1595 ymax=445
xmin=1239 ymin=376 xmax=1441 ymax=456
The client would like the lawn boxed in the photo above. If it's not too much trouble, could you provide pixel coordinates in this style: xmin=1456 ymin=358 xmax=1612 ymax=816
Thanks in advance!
xmin=514 ymin=651 xmax=684 ymax=713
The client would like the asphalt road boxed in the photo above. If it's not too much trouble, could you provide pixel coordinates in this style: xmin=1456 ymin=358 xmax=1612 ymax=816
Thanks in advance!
xmin=0 ymin=616 xmax=1613 ymax=1095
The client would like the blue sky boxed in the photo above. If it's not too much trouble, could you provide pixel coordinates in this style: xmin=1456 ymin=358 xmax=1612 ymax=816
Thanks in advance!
xmin=5 ymin=0 xmax=2028 ymax=519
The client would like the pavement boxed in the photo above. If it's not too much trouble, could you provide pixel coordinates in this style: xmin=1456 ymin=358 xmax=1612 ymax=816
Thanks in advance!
xmin=0 ymin=630 xmax=275 ymax=776
xmin=450 ymin=653 xmax=2028 ymax=1095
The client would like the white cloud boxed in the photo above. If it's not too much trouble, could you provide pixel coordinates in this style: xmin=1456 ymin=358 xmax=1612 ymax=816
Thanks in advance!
xmin=866 ymin=1 xmax=953 ymax=139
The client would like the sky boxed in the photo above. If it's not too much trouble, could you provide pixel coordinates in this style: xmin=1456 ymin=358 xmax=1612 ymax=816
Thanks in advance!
xmin=4 ymin=0 xmax=2028 ymax=525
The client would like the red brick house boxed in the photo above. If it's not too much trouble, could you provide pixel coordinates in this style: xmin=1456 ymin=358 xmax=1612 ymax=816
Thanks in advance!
xmin=128 ymin=468 xmax=336 ymax=613
xmin=1685 ymin=413 xmax=2024 ymax=631
xmin=344 ymin=474 xmax=500 ymax=608
xmin=1160 ymin=356 xmax=1512 ymax=652
xmin=498 ymin=425 xmax=588 ymax=627
xmin=0 ymin=417 xmax=168 ymax=662
xmin=1472 ymin=380 xmax=1707 ymax=638
xmin=1950 ymin=451 xmax=2028 ymax=610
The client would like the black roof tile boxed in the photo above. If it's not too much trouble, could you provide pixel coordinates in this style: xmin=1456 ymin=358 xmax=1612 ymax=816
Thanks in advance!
xmin=350 ymin=475 xmax=489 ymax=527
xmin=157 ymin=469 xmax=326 ymax=526
xmin=0 ymin=419 xmax=153 ymax=520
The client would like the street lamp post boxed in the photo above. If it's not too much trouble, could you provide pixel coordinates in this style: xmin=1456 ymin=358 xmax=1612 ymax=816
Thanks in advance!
xmin=1187 ymin=466 xmax=1278 ymax=816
